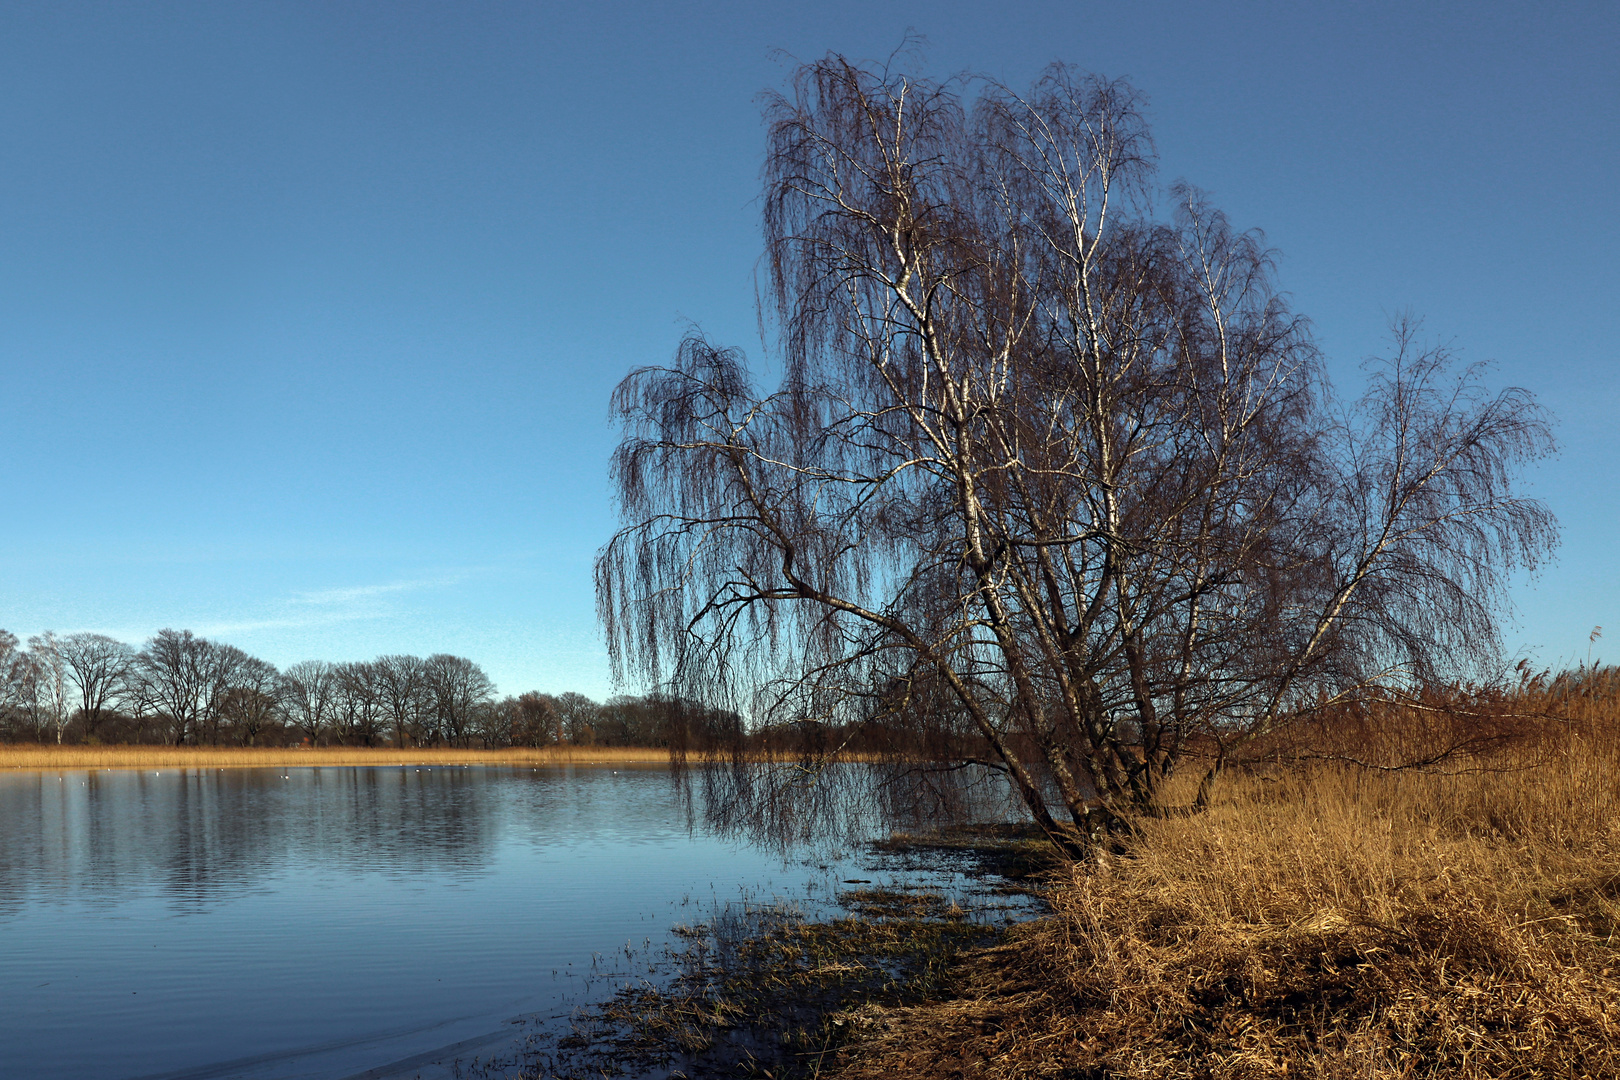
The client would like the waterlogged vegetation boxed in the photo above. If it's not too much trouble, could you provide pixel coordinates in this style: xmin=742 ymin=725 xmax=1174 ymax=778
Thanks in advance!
xmin=458 ymin=826 xmax=1053 ymax=1080
xmin=558 ymin=888 xmax=1004 ymax=1073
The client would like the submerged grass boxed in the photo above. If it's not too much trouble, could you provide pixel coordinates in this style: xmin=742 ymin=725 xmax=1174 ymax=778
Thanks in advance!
xmin=575 ymin=894 xmax=997 ymax=1076
xmin=545 ymin=894 xmax=1003 ymax=1080
xmin=0 ymin=743 xmax=671 ymax=770
xmin=500 ymin=831 xmax=1047 ymax=1080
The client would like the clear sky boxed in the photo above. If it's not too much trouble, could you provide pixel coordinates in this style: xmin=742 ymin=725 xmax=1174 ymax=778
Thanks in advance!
xmin=2 ymin=1 xmax=1615 ymax=699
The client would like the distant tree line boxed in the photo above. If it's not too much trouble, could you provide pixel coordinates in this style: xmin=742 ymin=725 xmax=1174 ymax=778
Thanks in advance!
xmin=0 ymin=627 xmax=734 ymax=748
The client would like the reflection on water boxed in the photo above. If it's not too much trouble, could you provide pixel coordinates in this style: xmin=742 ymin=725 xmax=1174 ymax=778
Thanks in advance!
xmin=0 ymin=765 xmax=898 ymax=1080
xmin=1 ymin=767 xmax=515 ymax=913
xmin=679 ymin=758 xmax=1021 ymax=854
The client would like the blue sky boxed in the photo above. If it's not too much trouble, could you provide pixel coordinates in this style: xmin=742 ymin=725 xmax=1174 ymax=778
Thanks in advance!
xmin=1 ymin=1 xmax=1615 ymax=699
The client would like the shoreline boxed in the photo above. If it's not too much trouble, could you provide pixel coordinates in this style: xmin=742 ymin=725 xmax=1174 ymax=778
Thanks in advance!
xmin=505 ymin=720 xmax=1620 ymax=1079
xmin=0 ymin=744 xmax=672 ymax=771
xmin=502 ymin=823 xmax=1052 ymax=1080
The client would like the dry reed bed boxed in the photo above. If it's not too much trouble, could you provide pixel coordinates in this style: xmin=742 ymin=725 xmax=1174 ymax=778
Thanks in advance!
xmin=0 ymin=744 xmax=672 ymax=770
xmin=836 ymin=723 xmax=1620 ymax=1079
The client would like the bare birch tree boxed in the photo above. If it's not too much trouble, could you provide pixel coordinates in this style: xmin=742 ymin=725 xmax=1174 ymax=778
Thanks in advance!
xmin=597 ymin=55 xmax=1556 ymax=852
xmin=22 ymin=633 xmax=72 ymax=743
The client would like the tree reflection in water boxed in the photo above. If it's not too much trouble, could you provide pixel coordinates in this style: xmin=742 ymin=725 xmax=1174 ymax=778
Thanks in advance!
xmin=0 ymin=766 xmax=501 ymax=912
xmin=675 ymin=758 xmax=1025 ymax=856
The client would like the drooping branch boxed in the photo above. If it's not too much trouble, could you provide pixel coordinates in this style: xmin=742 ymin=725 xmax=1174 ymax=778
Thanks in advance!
xmin=597 ymin=52 xmax=1558 ymax=852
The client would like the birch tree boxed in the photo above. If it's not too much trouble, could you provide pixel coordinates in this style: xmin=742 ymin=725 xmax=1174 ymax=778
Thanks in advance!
xmin=597 ymin=55 xmax=1556 ymax=852
xmin=34 ymin=634 xmax=72 ymax=744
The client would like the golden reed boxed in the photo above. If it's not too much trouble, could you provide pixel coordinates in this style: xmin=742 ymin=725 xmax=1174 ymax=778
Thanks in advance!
xmin=835 ymin=678 xmax=1620 ymax=1079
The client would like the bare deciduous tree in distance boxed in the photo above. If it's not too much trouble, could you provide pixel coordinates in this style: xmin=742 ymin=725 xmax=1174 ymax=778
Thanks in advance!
xmin=333 ymin=661 xmax=387 ymax=746
xmin=281 ymin=660 xmax=338 ymax=746
xmin=198 ymin=644 xmax=253 ymax=746
xmin=553 ymin=691 xmax=600 ymax=746
xmin=129 ymin=629 xmax=216 ymax=746
xmin=58 ymin=633 xmax=134 ymax=742
xmin=218 ymin=655 xmax=282 ymax=746
xmin=0 ymin=631 xmax=23 ymax=733
xmin=375 ymin=654 xmax=429 ymax=747
xmin=423 ymin=654 xmax=496 ymax=748
xmin=25 ymin=632 xmax=71 ymax=744
xmin=511 ymin=691 xmax=560 ymax=747
xmin=596 ymin=54 xmax=1557 ymax=854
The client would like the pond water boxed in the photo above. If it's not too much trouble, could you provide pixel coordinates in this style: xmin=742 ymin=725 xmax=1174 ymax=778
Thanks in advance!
xmin=0 ymin=764 xmax=949 ymax=1080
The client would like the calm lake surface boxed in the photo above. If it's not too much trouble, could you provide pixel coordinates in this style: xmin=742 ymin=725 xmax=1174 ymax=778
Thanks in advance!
xmin=0 ymin=764 xmax=936 ymax=1079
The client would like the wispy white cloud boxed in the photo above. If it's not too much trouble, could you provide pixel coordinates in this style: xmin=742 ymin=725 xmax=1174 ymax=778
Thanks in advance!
xmin=10 ymin=571 xmax=495 ymax=655
xmin=289 ymin=577 xmax=458 ymax=607
xmin=190 ymin=609 xmax=383 ymax=637
xmin=53 ymin=575 xmax=468 ymax=644
xmin=71 ymin=608 xmax=386 ymax=643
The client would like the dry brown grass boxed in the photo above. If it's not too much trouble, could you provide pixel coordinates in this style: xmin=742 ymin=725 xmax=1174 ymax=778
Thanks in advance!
xmin=835 ymin=693 xmax=1620 ymax=1079
xmin=0 ymin=743 xmax=671 ymax=771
